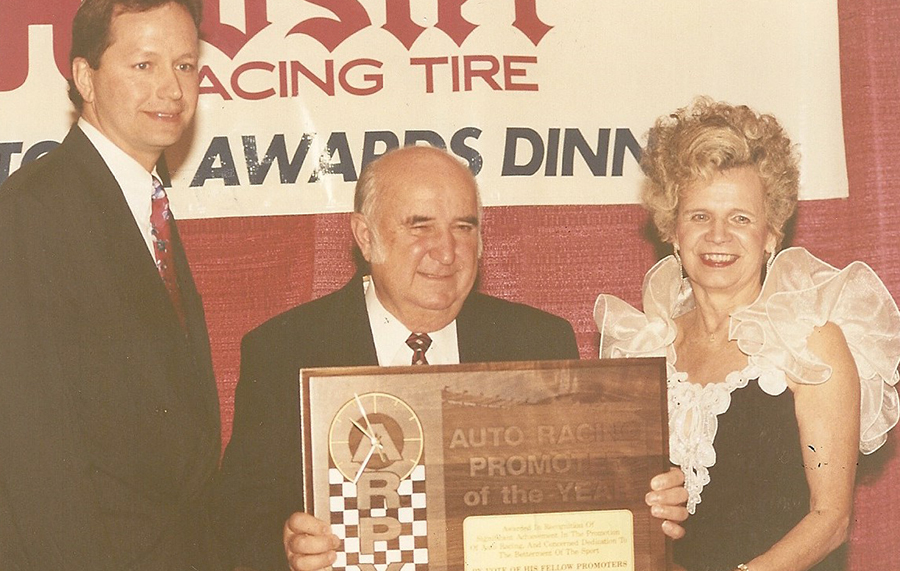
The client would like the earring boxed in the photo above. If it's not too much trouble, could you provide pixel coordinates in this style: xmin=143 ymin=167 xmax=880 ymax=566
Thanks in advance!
xmin=765 ymin=249 xmax=776 ymax=276
xmin=673 ymin=245 xmax=684 ymax=278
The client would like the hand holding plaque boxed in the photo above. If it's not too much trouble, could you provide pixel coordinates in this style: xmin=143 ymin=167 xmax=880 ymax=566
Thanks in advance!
xmin=300 ymin=359 xmax=672 ymax=571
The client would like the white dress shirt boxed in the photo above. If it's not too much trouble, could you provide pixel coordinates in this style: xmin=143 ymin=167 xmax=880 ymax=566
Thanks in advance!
xmin=363 ymin=276 xmax=460 ymax=366
xmin=78 ymin=118 xmax=162 ymax=263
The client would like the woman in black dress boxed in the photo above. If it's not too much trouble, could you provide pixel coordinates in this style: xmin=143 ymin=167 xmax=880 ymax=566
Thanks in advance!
xmin=595 ymin=97 xmax=900 ymax=571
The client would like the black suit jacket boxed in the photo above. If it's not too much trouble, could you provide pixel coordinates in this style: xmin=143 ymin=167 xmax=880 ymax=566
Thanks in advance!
xmin=0 ymin=127 xmax=221 ymax=571
xmin=215 ymin=275 xmax=579 ymax=570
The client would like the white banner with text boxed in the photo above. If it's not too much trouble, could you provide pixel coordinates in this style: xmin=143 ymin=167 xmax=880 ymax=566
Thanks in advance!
xmin=0 ymin=0 xmax=846 ymax=219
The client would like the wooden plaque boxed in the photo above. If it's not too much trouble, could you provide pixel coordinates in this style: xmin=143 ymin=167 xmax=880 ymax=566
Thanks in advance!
xmin=300 ymin=358 xmax=670 ymax=571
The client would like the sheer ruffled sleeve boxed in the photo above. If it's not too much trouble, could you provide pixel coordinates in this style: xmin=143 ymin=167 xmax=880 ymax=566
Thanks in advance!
xmin=595 ymin=256 xmax=695 ymax=363
xmin=730 ymin=247 xmax=900 ymax=454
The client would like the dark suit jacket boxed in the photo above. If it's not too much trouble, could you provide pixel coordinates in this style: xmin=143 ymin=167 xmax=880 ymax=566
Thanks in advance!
xmin=0 ymin=127 xmax=221 ymax=571
xmin=215 ymin=275 xmax=579 ymax=570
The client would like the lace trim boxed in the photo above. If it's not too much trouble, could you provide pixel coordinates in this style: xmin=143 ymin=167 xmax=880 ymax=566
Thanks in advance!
xmin=669 ymin=364 xmax=778 ymax=513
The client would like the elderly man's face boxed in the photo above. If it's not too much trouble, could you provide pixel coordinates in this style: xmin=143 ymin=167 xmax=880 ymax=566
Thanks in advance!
xmin=353 ymin=150 xmax=481 ymax=333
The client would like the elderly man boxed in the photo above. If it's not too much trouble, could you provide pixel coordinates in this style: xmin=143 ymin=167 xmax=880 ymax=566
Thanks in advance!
xmin=0 ymin=1 xmax=220 ymax=569
xmin=215 ymin=146 xmax=687 ymax=571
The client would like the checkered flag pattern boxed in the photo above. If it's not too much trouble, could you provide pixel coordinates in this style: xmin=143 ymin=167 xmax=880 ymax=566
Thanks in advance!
xmin=329 ymin=465 xmax=429 ymax=570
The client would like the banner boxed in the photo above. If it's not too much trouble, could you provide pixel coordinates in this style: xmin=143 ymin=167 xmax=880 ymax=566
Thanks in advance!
xmin=1 ymin=0 xmax=846 ymax=218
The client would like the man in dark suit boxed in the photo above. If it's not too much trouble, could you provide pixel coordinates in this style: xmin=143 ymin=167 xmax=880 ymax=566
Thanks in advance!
xmin=215 ymin=146 xmax=688 ymax=571
xmin=0 ymin=1 xmax=221 ymax=569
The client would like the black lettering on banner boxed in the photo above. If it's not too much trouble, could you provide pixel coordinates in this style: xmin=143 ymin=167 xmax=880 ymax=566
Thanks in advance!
xmin=243 ymin=134 xmax=313 ymax=185
xmin=191 ymin=136 xmax=241 ymax=186
xmin=309 ymin=132 xmax=356 ymax=182
xmin=502 ymin=127 xmax=640 ymax=177
xmin=502 ymin=127 xmax=544 ymax=176
xmin=0 ymin=142 xmax=24 ymax=182
xmin=451 ymin=127 xmax=483 ymax=175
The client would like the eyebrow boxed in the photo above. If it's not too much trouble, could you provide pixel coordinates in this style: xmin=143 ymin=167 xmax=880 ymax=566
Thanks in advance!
xmin=682 ymin=207 xmax=756 ymax=215
xmin=127 ymin=48 xmax=199 ymax=61
xmin=403 ymin=215 xmax=479 ymax=226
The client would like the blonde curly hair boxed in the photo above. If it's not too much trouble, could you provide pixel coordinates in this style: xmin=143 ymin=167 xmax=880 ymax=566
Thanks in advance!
xmin=640 ymin=97 xmax=800 ymax=247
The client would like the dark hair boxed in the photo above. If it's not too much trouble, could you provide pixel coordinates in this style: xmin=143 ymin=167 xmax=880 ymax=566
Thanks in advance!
xmin=68 ymin=0 xmax=202 ymax=110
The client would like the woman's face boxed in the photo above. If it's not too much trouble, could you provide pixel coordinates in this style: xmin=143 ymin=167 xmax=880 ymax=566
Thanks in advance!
xmin=673 ymin=166 xmax=776 ymax=303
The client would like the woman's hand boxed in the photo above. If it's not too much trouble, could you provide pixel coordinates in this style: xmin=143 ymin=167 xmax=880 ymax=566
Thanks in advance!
xmin=646 ymin=467 xmax=689 ymax=539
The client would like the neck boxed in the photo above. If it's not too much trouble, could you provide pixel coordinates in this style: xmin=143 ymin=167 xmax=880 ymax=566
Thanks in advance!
xmin=396 ymin=310 xmax=455 ymax=334
xmin=688 ymin=282 xmax=761 ymax=341
xmin=368 ymin=281 xmax=458 ymax=334
xmin=80 ymin=113 xmax=159 ymax=172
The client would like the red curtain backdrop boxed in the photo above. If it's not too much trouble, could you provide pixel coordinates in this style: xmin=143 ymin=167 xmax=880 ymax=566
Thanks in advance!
xmin=177 ymin=1 xmax=900 ymax=567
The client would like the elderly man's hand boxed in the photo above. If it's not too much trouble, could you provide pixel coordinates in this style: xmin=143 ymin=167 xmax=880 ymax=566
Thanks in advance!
xmin=283 ymin=512 xmax=340 ymax=571
xmin=646 ymin=467 xmax=689 ymax=539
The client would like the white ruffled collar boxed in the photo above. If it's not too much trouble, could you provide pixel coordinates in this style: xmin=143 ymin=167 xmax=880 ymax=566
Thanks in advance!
xmin=595 ymin=247 xmax=900 ymax=510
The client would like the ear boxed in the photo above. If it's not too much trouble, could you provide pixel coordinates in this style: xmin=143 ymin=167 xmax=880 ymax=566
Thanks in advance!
xmin=72 ymin=57 xmax=95 ymax=105
xmin=765 ymin=232 xmax=777 ymax=255
xmin=350 ymin=212 xmax=374 ymax=262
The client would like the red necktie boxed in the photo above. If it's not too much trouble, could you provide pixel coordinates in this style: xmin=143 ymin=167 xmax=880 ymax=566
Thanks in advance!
xmin=406 ymin=333 xmax=432 ymax=365
xmin=151 ymin=176 xmax=185 ymax=327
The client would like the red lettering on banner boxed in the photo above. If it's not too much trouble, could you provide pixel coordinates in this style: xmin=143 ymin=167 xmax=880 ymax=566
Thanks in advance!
xmin=292 ymin=60 xmax=336 ymax=96
xmin=504 ymin=55 xmax=538 ymax=91
xmin=199 ymin=59 xmax=384 ymax=100
xmin=410 ymin=57 xmax=447 ymax=93
xmin=512 ymin=0 xmax=553 ymax=46
xmin=464 ymin=55 xmax=501 ymax=90
xmin=339 ymin=59 xmax=384 ymax=96
xmin=2 ymin=0 xmax=550 ymax=93
xmin=410 ymin=55 xmax=538 ymax=93
xmin=200 ymin=0 xmax=271 ymax=59
xmin=287 ymin=0 xmax=552 ymax=52
xmin=286 ymin=0 xmax=371 ymax=53
xmin=382 ymin=0 xmax=426 ymax=50
xmin=231 ymin=61 xmax=276 ymax=100
xmin=199 ymin=65 xmax=233 ymax=99
xmin=434 ymin=0 xmax=477 ymax=48
xmin=0 ymin=0 xmax=78 ymax=91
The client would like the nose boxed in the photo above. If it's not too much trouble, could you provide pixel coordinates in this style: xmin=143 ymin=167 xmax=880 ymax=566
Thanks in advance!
xmin=429 ymin=228 xmax=457 ymax=265
xmin=706 ymin=219 xmax=730 ymax=243
xmin=157 ymin=66 xmax=184 ymax=100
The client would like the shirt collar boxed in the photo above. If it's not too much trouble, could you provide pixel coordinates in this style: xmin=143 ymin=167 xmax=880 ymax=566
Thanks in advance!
xmin=363 ymin=276 xmax=459 ymax=366
xmin=78 ymin=118 xmax=160 ymax=259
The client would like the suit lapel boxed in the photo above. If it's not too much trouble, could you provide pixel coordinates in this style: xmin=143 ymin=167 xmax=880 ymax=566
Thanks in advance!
xmin=455 ymin=292 xmax=489 ymax=363
xmin=68 ymin=129 xmax=186 ymax=339
xmin=334 ymin=276 xmax=379 ymax=366
xmin=67 ymin=128 xmax=217 ymax=428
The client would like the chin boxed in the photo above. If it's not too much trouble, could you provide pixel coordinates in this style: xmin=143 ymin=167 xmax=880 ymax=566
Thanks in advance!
xmin=693 ymin=275 xmax=758 ymax=293
xmin=153 ymin=131 xmax=187 ymax=146
xmin=417 ymin=292 xmax=464 ymax=312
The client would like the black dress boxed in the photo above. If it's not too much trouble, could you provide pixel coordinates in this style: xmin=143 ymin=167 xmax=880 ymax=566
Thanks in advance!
xmin=674 ymin=380 xmax=846 ymax=571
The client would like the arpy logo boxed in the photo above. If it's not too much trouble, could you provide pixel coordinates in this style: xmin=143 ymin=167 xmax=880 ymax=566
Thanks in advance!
xmin=0 ymin=0 xmax=552 ymax=91
xmin=328 ymin=392 xmax=427 ymax=570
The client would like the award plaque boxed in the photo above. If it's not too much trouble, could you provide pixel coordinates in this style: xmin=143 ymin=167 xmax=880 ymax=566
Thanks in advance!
xmin=300 ymin=358 xmax=670 ymax=571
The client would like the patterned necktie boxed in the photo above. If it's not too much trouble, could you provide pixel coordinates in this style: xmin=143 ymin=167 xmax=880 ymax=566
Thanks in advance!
xmin=151 ymin=176 xmax=185 ymax=328
xmin=406 ymin=333 xmax=432 ymax=365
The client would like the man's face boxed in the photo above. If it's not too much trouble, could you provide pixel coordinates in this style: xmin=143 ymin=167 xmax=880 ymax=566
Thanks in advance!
xmin=353 ymin=149 xmax=481 ymax=333
xmin=73 ymin=2 xmax=199 ymax=171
